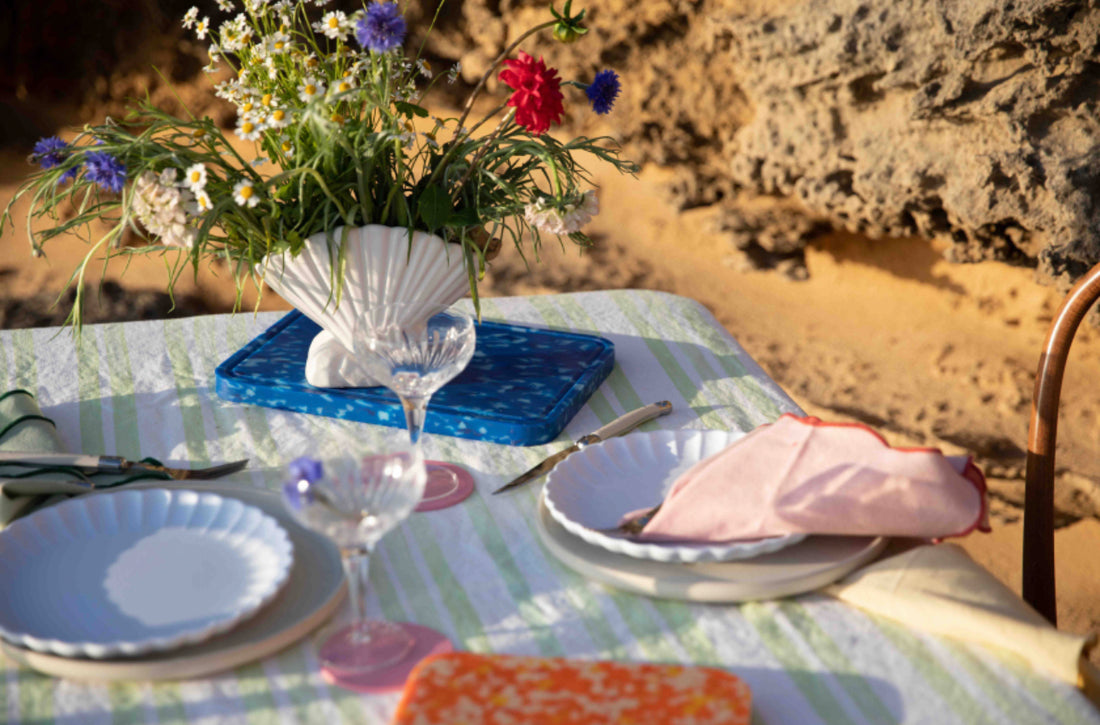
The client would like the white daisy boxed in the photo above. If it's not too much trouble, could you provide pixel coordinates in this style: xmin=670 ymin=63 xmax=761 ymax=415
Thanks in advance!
xmin=266 ymin=31 xmax=291 ymax=55
xmin=313 ymin=10 xmax=348 ymax=40
xmin=267 ymin=108 xmax=291 ymax=129
xmin=330 ymin=76 xmax=356 ymax=97
xmin=447 ymin=62 xmax=461 ymax=84
xmin=233 ymin=179 xmax=260 ymax=208
xmin=193 ymin=190 xmax=213 ymax=213
xmin=216 ymin=0 xmax=234 ymax=11
xmin=297 ymin=78 xmax=325 ymax=103
xmin=235 ymin=116 xmax=263 ymax=141
xmin=195 ymin=16 xmax=211 ymax=40
xmin=182 ymin=6 xmax=199 ymax=29
xmin=184 ymin=163 xmax=207 ymax=192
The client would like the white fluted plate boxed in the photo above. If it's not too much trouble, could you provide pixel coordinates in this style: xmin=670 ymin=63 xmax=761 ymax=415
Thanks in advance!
xmin=543 ymin=430 xmax=806 ymax=563
xmin=0 ymin=489 xmax=295 ymax=659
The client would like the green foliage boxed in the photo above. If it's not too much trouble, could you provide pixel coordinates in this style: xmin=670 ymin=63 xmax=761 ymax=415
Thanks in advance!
xmin=0 ymin=0 xmax=637 ymax=329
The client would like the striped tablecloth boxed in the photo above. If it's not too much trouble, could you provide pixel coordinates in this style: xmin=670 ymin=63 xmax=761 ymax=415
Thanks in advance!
xmin=0 ymin=290 xmax=1095 ymax=725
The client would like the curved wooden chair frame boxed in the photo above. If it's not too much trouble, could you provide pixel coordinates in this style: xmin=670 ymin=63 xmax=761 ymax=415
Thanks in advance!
xmin=1025 ymin=262 xmax=1100 ymax=625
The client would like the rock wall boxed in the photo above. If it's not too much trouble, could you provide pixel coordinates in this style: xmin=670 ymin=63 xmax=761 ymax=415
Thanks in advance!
xmin=6 ymin=0 xmax=1099 ymax=284
xmin=422 ymin=0 xmax=1100 ymax=284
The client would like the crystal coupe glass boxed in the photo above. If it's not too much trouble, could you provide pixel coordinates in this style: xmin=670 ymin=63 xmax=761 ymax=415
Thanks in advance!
xmin=351 ymin=302 xmax=477 ymax=504
xmin=282 ymin=449 xmax=426 ymax=674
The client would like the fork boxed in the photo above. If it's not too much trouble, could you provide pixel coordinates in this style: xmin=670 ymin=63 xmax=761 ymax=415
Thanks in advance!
xmin=599 ymin=503 xmax=663 ymax=536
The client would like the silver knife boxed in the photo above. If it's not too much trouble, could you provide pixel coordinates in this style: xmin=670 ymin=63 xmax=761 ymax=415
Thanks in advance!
xmin=492 ymin=401 xmax=673 ymax=494
xmin=0 ymin=452 xmax=249 ymax=481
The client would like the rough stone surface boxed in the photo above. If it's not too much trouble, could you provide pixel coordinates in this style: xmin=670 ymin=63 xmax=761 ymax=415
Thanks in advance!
xmin=425 ymin=0 xmax=1100 ymax=285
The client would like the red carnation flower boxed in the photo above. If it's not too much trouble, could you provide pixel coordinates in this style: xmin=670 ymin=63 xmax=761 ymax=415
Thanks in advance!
xmin=499 ymin=51 xmax=564 ymax=136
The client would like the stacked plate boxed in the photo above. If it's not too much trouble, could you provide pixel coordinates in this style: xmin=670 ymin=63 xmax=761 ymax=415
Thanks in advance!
xmin=0 ymin=486 xmax=345 ymax=680
xmin=539 ymin=430 xmax=886 ymax=602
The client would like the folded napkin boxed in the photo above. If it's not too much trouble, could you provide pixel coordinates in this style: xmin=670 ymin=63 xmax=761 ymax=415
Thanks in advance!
xmin=625 ymin=414 xmax=989 ymax=542
xmin=827 ymin=542 xmax=1097 ymax=691
xmin=0 ymin=389 xmax=170 ymax=527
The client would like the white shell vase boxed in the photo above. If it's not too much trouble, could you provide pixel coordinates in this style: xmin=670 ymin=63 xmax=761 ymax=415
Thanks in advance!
xmin=261 ymin=224 xmax=470 ymax=388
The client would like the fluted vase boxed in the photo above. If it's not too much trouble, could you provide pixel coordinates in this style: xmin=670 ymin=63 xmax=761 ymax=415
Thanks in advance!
xmin=260 ymin=225 xmax=470 ymax=388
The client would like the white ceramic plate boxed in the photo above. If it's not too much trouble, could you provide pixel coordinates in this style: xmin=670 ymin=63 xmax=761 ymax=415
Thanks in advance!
xmin=2 ymin=482 xmax=343 ymax=681
xmin=543 ymin=430 xmax=806 ymax=563
xmin=0 ymin=489 xmax=295 ymax=659
xmin=536 ymin=496 xmax=885 ymax=602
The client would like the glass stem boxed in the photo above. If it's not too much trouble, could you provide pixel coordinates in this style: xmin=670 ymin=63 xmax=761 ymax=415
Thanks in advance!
xmin=402 ymin=395 xmax=430 ymax=445
xmin=341 ymin=548 xmax=372 ymax=625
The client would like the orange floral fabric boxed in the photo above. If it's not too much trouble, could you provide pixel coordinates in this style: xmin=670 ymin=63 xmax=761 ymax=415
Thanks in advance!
xmin=391 ymin=652 xmax=752 ymax=724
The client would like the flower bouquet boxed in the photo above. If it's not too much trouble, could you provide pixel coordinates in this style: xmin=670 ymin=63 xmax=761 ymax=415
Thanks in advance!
xmin=1 ymin=0 xmax=635 ymax=386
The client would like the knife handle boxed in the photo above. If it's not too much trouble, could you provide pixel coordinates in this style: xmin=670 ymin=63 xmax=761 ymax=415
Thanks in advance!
xmin=582 ymin=401 xmax=673 ymax=447
xmin=0 ymin=452 xmax=109 ymax=469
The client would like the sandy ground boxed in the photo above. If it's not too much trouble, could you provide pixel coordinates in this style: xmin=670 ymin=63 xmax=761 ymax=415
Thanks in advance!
xmin=3 ymin=123 xmax=1100 ymax=657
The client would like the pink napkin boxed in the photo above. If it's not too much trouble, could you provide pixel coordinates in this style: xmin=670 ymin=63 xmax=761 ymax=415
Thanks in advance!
xmin=627 ymin=415 xmax=989 ymax=542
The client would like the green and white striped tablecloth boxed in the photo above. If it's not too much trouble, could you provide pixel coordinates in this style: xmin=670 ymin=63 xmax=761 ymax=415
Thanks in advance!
xmin=0 ymin=290 xmax=1095 ymax=724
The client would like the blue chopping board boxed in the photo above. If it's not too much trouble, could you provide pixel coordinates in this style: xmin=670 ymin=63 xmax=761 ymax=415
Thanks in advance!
xmin=214 ymin=310 xmax=615 ymax=446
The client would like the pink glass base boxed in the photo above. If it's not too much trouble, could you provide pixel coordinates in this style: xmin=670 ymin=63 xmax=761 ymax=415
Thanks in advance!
xmin=320 ymin=623 xmax=453 ymax=693
xmin=317 ymin=620 xmax=415 ymax=676
xmin=415 ymin=461 xmax=475 ymax=512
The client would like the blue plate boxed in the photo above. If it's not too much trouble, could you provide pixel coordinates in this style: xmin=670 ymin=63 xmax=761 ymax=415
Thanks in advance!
xmin=215 ymin=311 xmax=615 ymax=446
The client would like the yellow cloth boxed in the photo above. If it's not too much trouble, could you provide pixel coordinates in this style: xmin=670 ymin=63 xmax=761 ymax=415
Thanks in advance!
xmin=826 ymin=542 xmax=1095 ymax=688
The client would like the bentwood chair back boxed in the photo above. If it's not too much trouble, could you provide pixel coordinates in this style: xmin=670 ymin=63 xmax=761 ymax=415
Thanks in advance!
xmin=1025 ymin=261 xmax=1100 ymax=625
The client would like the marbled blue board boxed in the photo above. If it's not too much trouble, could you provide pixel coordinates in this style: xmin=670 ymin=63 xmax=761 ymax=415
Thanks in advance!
xmin=214 ymin=311 xmax=615 ymax=446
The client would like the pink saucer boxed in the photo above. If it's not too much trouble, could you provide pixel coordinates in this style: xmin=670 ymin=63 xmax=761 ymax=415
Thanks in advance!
xmin=414 ymin=462 xmax=475 ymax=512
xmin=320 ymin=623 xmax=453 ymax=693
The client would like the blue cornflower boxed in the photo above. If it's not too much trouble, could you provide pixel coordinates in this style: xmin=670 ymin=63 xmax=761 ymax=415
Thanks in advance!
xmin=355 ymin=2 xmax=406 ymax=53
xmin=284 ymin=457 xmax=324 ymax=511
xmin=585 ymin=69 xmax=621 ymax=115
xmin=288 ymin=456 xmax=324 ymax=484
xmin=57 ymin=167 xmax=78 ymax=185
xmin=32 ymin=136 xmax=69 ymax=170
xmin=83 ymin=151 xmax=126 ymax=194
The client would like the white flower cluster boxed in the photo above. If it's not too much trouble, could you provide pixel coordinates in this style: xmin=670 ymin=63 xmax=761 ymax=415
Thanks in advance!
xmin=523 ymin=191 xmax=599 ymax=236
xmin=200 ymin=0 xmax=372 ymax=153
xmin=131 ymin=169 xmax=200 ymax=249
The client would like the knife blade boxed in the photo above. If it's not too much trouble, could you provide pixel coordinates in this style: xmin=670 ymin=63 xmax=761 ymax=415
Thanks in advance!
xmin=0 ymin=452 xmax=249 ymax=481
xmin=492 ymin=401 xmax=673 ymax=494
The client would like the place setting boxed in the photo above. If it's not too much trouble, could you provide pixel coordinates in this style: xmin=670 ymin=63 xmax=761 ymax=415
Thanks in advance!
xmin=0 ymin=300 xmax=482 ymax=685
xmin=520 ymin=413 xmax=990 ymax=603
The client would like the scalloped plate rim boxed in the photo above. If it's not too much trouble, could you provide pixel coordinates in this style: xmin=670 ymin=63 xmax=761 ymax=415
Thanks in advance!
xmin=543 ymin=429 xmax=807 ymax=563
xmin=0 ymin=489 xmax=295 ymax=659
